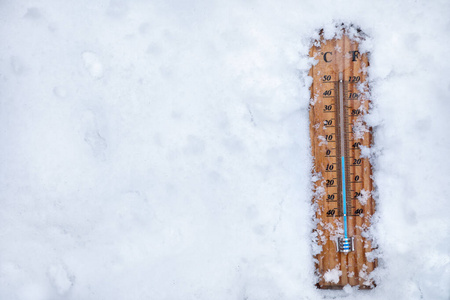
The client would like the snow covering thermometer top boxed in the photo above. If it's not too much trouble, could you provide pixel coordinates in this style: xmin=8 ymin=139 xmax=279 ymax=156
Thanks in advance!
xmin=309 ymin=29 xmax=377 ymax=289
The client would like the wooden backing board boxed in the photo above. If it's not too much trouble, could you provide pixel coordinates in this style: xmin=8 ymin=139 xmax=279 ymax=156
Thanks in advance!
xmin=309 ymin=31 xmax=377 ymax=289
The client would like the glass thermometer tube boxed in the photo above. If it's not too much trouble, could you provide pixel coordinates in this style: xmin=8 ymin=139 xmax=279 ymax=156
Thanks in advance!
xmin=338 ymin=72 xmax=352 ymax=253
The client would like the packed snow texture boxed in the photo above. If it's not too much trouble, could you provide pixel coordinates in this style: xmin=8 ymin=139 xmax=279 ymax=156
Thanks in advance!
xmin=1 ymin=1 xmax=449 ymax=299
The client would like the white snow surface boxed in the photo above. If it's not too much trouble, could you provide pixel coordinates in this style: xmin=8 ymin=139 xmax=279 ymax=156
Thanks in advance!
xmin=1 ymin=1 xmax=449 ymax=299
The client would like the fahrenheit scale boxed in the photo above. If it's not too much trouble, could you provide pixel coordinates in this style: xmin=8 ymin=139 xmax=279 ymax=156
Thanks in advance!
xmin=309 ymin=28 xmax=377 ymax=289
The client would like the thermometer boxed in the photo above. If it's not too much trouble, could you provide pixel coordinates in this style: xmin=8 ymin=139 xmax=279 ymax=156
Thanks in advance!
xmin=309 ymin=28 xmax=376 ymax=289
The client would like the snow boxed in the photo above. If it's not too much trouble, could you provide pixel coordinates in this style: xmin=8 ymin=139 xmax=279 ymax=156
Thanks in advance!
xmin=0 ymin=0 xmax=449 ymax=299
xmin=324 ymin=266 xmax=342 ymax=284
xmin=357 ymin=189 xmax=371 ymax=206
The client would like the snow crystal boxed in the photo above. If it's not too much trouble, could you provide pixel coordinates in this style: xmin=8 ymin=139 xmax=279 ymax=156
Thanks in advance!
xmin=352 ymin=117 xmax=369 ymax=140
xmin=343 ymin=284 xmax=355 ymax=294
xmin=357 ymin=189 xmax=371 ymax=205
xmin=358 ymin=264 xmax=372 ymax=287
xmin=324 ymin=266 xmax=342 ymax=284
xmin=359 ymin=144 xmax=371 ymax=158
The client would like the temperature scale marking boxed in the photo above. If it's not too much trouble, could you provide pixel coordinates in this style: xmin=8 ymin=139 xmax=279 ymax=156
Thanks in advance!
xmin=309 ymin=29 xmax=377 ymax=289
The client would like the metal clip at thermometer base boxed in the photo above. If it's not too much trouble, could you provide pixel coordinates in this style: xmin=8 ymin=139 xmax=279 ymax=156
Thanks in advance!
xmin=337 ymin=237 xmax=354 ymax=253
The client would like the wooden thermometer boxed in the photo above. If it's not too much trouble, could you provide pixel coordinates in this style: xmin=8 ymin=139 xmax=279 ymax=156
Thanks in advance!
xmin=309 ymin=29 xmax=377 ymax=289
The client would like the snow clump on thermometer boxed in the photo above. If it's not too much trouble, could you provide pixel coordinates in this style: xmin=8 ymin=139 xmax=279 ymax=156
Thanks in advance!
xmin=324 ymin=266 xmax=342 ymax=284
xmin=357 ymin=189 xmax=371 ymax=205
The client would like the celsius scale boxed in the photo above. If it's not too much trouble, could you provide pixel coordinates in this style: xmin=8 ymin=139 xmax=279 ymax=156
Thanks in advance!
xmin=309 ymin=27 xmax=377 ymax=289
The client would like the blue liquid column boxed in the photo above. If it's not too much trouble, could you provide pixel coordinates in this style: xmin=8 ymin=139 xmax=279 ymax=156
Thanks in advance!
xmin=341 ymin=156 xmax=348 ymax=238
